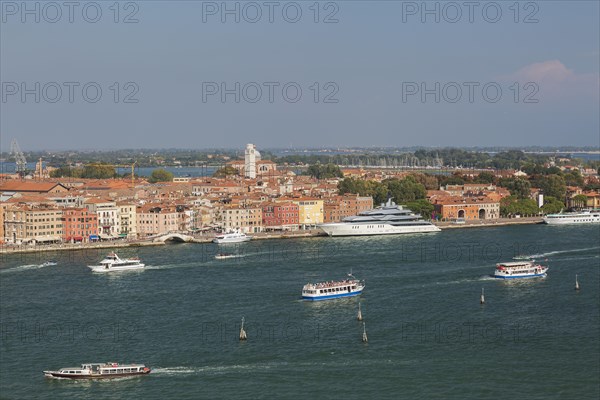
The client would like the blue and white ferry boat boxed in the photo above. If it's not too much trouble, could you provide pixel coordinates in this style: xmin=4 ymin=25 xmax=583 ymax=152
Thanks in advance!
xmin=302 ymin=274 xmax=365 ymax=301
xmin=494 ymin=261 xmax=548 ymax=279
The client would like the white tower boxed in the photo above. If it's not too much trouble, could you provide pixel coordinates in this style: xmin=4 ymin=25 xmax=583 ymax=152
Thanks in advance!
xmin=244 ymin=144 xmax=257 ymax=179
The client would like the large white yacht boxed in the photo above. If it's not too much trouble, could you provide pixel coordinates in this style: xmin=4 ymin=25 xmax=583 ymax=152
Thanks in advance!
xmin=543 ymin=210 xmax=600 ymax=225
xmin=319 ymin=198 xmax=441 ymax=237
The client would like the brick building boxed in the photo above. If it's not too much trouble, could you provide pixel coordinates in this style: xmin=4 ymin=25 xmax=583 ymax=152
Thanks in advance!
xmin=262 ymin=202 xmax=299 ymax=231
xmin=62 ymin=208 xmax=98 ymax=242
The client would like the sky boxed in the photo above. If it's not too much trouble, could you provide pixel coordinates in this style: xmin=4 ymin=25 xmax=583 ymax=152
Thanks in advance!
xmin=1 ymin=0 xmax=599 ymax=151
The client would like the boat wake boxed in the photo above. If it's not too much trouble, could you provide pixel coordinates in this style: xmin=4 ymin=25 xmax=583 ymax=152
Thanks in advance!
xmin=151 ymin=366 xmax=199 ymax=375
xmin=152 ymin=363 xmax=278 ymax=376
xmin=0 ymin=264 xmax=46 ymax=274
xmin=144 ymin=262 xmax=200 ymax=271
xmin=514 ymin=246 xmax=600 ymax=260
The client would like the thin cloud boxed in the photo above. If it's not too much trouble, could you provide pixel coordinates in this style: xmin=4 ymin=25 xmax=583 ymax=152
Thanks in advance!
xmin=499 ymin=60 xmax=599 ymax=99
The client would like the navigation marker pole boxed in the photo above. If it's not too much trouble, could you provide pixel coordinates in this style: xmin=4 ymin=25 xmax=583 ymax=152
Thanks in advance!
xmin=480 ymin=288 xmax=485 ymax=305
xmin=239 ymin=317 xmax=247 ymax=341
xmin=357 ymin=302 xmax=363 ymax=321
xmin=575 ymin=274 xmax=580 ymax=291
xmin=362 ymin=322 xmax=368 ymax=343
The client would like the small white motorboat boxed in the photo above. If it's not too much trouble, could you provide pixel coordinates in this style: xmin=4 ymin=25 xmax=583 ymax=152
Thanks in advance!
xmin=87 ymin=252 xmax=145 ymax=272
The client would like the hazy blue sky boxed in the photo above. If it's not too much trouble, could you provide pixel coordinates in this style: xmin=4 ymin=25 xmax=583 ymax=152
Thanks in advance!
xmin=1 ymin=0 xmax=599 ymax=151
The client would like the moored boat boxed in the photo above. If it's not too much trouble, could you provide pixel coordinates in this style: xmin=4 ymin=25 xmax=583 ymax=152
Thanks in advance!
xmin=493 ymin=261 xmax=548 ymax=279
xmin=302 ymin=274 xmax=365 ymax=301
xmin=543 ymin=210 xmax=600 ymax=225
xmin=318 ymin=197 xmax=440 ymax=237
xmin=87 ymin=252 xmax=145 ymax=272
xmin=213 ymin=230 xmax=251 ymax=244
xmin=43 ymin=362 xmax=151 ymax=379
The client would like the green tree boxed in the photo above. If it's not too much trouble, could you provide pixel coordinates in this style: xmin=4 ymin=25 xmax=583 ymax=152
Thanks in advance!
xmin=564 ymin=170 xmax=584 ymax=187
xmin=338 ymin=177 xmax=367 ymax=196
xmin=475 ymin=171 xmax=495 ymax=184
xmin=500 ymin=178 xmax=531 ymax=199
xmin=213 ymin=166 xmax=239 ymax=178
xmin=50 ymin=166 xmax=82 ymax=178
xmin=405 ymin=199 xmax=434 ymax=219
xmin=149 ymin=168 xmax=174 ymax=183
xmin=412 ymin=173 xmax=440 ymax=190
xmin=438 ymin=174 xmax=465 ymax=187
xmin=537 ymin=174 xmax=567 ymax=200
xmin=385 ymin=176 xmax=426 ymax=203
xmin=541 ymin=196 xmax=564 ymax=214
xmin=500 ymin=196 xmax=540 ymax=216
xmin=81 ymin=164 xmax=117 ymax=179
xmin=306 ymin=163 xmax=343 ymax=179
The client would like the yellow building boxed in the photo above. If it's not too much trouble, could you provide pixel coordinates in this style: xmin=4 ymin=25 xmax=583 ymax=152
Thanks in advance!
xmin=118 ymin=202 xmax=138 ymax=238
xmin=293 ymin=198 xmax=324 ymax=228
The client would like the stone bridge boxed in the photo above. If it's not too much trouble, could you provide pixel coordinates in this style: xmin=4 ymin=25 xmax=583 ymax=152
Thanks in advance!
xmin=153 ymin=233 xmax=195 ymax=243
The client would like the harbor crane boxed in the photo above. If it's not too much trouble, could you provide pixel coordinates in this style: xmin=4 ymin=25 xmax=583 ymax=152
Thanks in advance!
xmin=10 ymin=139 xmax=27 ymax=177
xmin=116 ymin=162 xmax=137 ymax=189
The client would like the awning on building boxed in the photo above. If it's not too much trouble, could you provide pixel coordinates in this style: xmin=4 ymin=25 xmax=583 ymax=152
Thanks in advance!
xmin=89 ymin=235 xmax=99 ymax=240
xmin=35 ymin=236 xmax=61 ymax=242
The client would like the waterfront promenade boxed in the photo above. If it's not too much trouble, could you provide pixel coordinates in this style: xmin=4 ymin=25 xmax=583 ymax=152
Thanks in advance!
xmin=0 ymin=219 xmax=544 ymax=255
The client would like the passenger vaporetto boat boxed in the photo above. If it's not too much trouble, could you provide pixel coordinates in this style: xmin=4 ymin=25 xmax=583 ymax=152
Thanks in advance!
xmin=302 ymin=274 xmax=365 ymax=301
xmin=43 ymin=362 xmax=151 ymax=379
xmin=87 ymin=252 xmax=145 ymax=272
xmin=493 ymin=261 xmax=548 ymax=279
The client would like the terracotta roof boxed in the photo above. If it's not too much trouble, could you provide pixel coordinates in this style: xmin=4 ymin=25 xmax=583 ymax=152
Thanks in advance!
xmin=0 ymin=181 xmax=67 ymax=192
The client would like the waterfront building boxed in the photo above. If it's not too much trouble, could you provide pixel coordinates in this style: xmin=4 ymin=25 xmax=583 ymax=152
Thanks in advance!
xmin=62 ymin=208 xmax=98 ymax=242
xmin=262 ymin=202 xmax=299 ymax=231
xmin=219 ymin=205 xmax=263 ymax=233
xmin=118 ymin=202 xmax=138 ymax=238
xmin=432 ymin=196 xmax=500 ymax=220
xmin=3 ymin=204 xmax=63 ymax=244
xmin=292 ymin=198 xmax=324 ymax=229
xmin=136 ymin=205 xmax=180 ymax=237
xmin=84 ymin=198 xmax=121 ymax=239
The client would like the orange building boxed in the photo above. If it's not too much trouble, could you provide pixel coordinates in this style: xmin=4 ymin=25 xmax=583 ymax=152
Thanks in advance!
xmin=432 ymin=196 xmax=500 ymax=221
xmin=324 ymin=194 xmax=373 ymax=223
xmin=262 ymin=202 xmax=299 ymax=230
xmin=62 ymin=208 xmax=98 ymax=242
